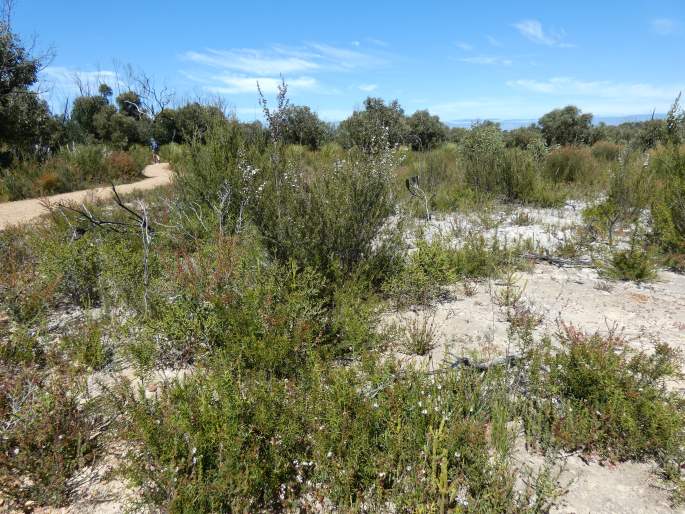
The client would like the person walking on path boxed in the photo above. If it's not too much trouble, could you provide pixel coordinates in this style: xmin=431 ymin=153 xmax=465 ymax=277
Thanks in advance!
xmin=150 ymin=138 xmax=160 ymax=164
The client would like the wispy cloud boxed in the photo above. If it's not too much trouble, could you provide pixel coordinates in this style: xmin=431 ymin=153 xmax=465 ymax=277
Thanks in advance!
xmin=457 ymin=55 xmax=512 ymax=66
xmin=366 ymin=37 xmax=389 ymax=47
xmin=455 ymin=41 xmax=473 ymax=51
xmin=43 ymin=66 xmax=117 ymax=87
xmin=204 ymin=75 xmax=318 ymax=95
xmin=507 ymin=77 xmax=680 ymax=99
xmin=486 ymin=35 xmax=502 ymax=47
xmin=513 ymin=19 xmax=574 ymax=47
xmin=181 ymin=42 xmax=388 ymax=97
xmin=358 ymin=83 xmax=378 ymax=92
xmin=651 ymin=18 xmax=680 ymax=35
xmin=507 ymin=76 xmax=683 ymax=114
xmin=182 ymin=49 xmax=318 ymax=75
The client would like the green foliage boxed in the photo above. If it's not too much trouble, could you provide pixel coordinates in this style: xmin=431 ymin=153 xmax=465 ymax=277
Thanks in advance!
xmin=281 ymin=105 xmax=331 ymax=150
xmin=582 ymin=153 xmax=651 ymax=244
xmin=116 ymin=348 xmax=553 ymax=513
xmin=174 ymin=102 xmax=226 ymax=144
xmin=0 ymin=16 xmax=54 ymax=159
xmin=665 ymin=93 xmax=685 ymax=145
xmin=649 ymin=145 xmax=685 ymax=253
xmin=0 ymin=368 xmax=104 ymax=508
xmin=0 ymin=144 xmax=147 ymax=201
xmin=604 ymin=244 xmax=657 ymax=282
xmin=460 ymin=121 xmax=505 ymax=194
xmin=407 ymin=109 xmax=448 ymax=150
xmin=338 ymin=97 xmax=409 ymax=150
xmin=522 ymin=327 xmax=685 ymax=468
xmin=384 ymin=234 xmax=525 ymax=306
xmin=591 ymin=141 xmax=622 ymax=161
xmin=60 ymin=320 xmax=110 ymax=370
xmin=252 ymin=141 xmax=401 ymax=279
xmin=539 ymin=105 xmax=594 ymax=146
xmin=543 ymin=145 xmax=596 ymax=184
xmin=504 ymin=125 xmax=544 ymax=150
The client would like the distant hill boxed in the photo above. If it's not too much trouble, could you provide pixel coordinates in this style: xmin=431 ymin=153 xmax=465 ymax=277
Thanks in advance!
xmin=447 ymin=113 xmax=667 ymax=131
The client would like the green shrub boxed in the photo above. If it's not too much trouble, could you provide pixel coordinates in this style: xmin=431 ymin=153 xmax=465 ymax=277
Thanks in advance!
xmin=591 ymin=141 xmax=622 ymax=161
xmin=383 ymin=234 xmax=525 ymax=306
xmin=582 ymin=154 xmax=652 ymax=244
xmin=544 ymin=146 xmax=596 ymax=184
xmin=38 ymin=233 xmax=102 ymax=306
xmin=461 ymin=122 xmax=505 ymax=194
xmin=522 ymin=327 xmax=685 ymax=468
xmin=0 ymin=368 xmax=104 ymax=508
xmin=117 ymin=351 xmax=556 ymax=512
xmin=253 ymin=141 xmax=401 ymax=279
xmin=649 ymin=145 xmax=685 ymax=253
xmin=604 ymin=243 xmax=657 ymax=282
xmin=60 ymin=320 xmax=111 ymax=371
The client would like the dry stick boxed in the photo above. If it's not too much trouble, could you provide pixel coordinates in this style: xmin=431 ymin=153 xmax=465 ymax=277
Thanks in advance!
xmin=55 ymin=183 xmax=154 ymax=315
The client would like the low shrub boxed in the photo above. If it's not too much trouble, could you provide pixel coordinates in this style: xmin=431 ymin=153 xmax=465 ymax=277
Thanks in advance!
xmin=383 ymin=234 xmax=526 ymax=307
xmin=0 ymin=368 xmax=104 ymax=508
xmin=591 ymin=141 xmax=622 ymax=161
xmin=604 ymin=243 xmax=657 ymax=282
xmin=116 ymin=351 xmax=556 ymax=512
xmin=0 ymin=145 xmax=147 ymax=201
xmin=522 ymin=326 xmax=685 ymax=469
xmin=544 ymin=146 xmax=596 ymax=184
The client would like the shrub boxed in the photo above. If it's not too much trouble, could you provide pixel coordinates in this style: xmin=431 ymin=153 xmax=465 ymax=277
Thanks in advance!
xmin=543 ymin=146 xmax=596 ymax=184
xmin=407 ymin=109 xmax=447 ymax=150
xmin=460 ymin=122 xmax=505 ymax=194
xmin=0 ymin=368 xmax=104 ymax=508
xmin=649 ymin=145 xmax=685 ymax=253
xmin=117 ymin=351 xmax=557 ymax=512
xmin=106 ymin=150 xmax=139 ymax=181
xmin=383 ymin=234 xmax=525 ymax=307
xmin=604 ymin=243 xmax=657 ymax=282
xmin=591 ymin=141 xmax=622 ymax=161
xmin=253 ymin=142 xmax=401 ymax=279
xmin=539 ymin=105 xmax=593 ymax=146
xmin=38 ymin=233 xmax=102 ymax=306
xmin=582 ymin=153 xmax=652 ymax=244
xmin=522 ymin=326 xmax=685 ymax=468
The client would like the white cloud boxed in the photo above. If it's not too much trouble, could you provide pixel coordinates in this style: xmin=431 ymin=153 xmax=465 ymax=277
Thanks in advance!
xmin=366 ymin=37 xmax=389 ymax=47
xmin=43 ymin=66 xmax=116 ymax=87
xmin=513 ymin=19 xmax=574 ymax=47
xmin=182 ymin=49 xmax=319 ymax=75
xmin=181 ymin=42 xmax=390 ymax=98
xmin=455 ymin=41 xmax=473 ymax=51
xmin=307 ymin=43 xmax=387 ymax=70
xmin=199 ymin=74 xmax=318 ymax=95
xmin=358 ymin=83 xmax=378 ymax=92
xmin=506 ymin=76 xmax=684 ymax=114
xmin=486 ymin=35 xmax=502 ymax=47
xmin=651 ymin=18 xmax=680 ymax=35
xmin=457 ymin=56 xmax=512 ymax=66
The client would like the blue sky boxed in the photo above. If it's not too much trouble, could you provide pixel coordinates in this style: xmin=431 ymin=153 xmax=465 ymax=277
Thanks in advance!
xmin=14 ymin=0 xmax=685 ymax=122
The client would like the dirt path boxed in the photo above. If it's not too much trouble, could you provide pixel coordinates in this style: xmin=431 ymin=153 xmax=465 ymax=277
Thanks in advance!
xmin=0 ymin=163 xmax=172 ymax=230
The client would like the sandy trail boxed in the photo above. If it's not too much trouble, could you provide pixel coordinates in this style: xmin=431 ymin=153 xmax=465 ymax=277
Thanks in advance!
xmin=0 ymin=162 xmax=172 ymax=230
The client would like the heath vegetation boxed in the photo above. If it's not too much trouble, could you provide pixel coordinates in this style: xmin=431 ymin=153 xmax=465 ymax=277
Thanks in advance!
xmin=1 ymin=7 xmax=685 ymax=512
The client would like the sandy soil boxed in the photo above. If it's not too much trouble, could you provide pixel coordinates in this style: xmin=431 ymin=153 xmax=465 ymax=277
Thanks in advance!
xmin=386 ymin=264 xmax=685 ymax=370
xmin=0 ymin=163 xmax=172 ymax=230
xmin=383 ymin=205 xmax=685 ymax=513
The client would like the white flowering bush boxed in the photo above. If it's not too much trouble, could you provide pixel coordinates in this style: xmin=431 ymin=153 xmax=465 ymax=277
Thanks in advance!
xmin=252 ymin=133 xmax=404 ymax=279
